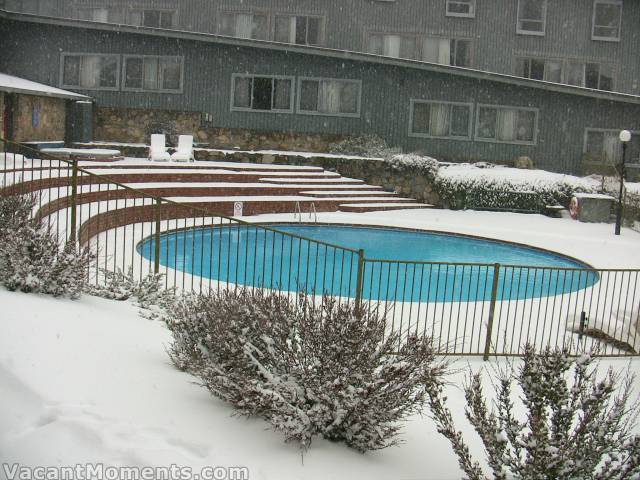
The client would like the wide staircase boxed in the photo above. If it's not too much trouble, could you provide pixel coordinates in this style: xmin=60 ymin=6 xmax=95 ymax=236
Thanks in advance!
xmin=5 ymin=157 xmax=432 ymax=219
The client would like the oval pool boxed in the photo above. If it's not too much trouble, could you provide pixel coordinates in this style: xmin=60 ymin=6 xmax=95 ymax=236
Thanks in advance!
xmin=137 ymin=224 xmax=598 ymax=302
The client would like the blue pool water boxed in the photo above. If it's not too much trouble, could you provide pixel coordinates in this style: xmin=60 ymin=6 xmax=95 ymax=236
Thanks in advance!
xmin=138 ymin=224 xmax=598 ymax=302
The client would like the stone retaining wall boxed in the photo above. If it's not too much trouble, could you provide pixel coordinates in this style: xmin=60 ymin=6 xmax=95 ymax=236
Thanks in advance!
xmin=94 ymin=107 xmax=345 ymax=152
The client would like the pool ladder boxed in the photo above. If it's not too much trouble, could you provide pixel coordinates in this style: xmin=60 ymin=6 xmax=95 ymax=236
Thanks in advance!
xmin=294 ymin=201 xmax=318 ymax=224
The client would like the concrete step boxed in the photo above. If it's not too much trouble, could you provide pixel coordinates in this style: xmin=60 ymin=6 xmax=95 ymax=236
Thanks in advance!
xmin=339 ymin=203 xmax=434 ymax=213
xmin=259 ymin=177 xmax=364 ymax=185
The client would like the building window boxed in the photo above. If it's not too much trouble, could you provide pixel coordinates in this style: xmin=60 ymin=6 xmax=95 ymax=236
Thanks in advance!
xmin=516 ymin=0 xmax=547 ymax=35
xmin=445 ymin=0 xmax=476 ymax=17
xmin=566 ymin=62 xmax=614 ymax=91
xmin=592 ymin=0 xmax=622 ymax=41
xmin=516 ymin=57 xmax=614 ymax=91
xmin=231 ymin=74 xmax=294 ymax=113
xmin=298 ymin=78 xmax=361 ymax=117
xmin=516 ymin=58 xmax=562 ymax=82
xmin=123 ymin=56 xmax=183 ymax=92
xmin=410 ymin=100 xmax=472 ymax=139
xmin=220 ymin=12 xmax=268 ymax=40
xmin=422 ymin=37 xmax=471 ymax=67
xmin=128 ymin=9 xmax=176 ymax=28
xmin=367 ymin=33 xmax=419 ymax=60
xmin=476 ymin=105 xmax=538 ymax=144
xmin=61 ymin=53 xmax=119 ymax=90
xmin=584 ymin=129 xmax=640 ymax=164
xmin=274 ymin=15 xmax=323 ymax=46
xmin=76 ymin=7 xmax=112 ymax=22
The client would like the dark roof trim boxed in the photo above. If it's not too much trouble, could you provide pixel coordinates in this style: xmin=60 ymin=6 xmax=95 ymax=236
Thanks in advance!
xmin=2 ymin=8 xmax=640 ymax=105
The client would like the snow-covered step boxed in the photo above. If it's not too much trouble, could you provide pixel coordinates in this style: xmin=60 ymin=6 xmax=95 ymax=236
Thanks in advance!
xmin=300 ymin=190 xmax=396 ymax=198
xmin=259 ymin=177 xmax=364 ymax=185
xmin=339 ymin=203 xmax=434 ymax=213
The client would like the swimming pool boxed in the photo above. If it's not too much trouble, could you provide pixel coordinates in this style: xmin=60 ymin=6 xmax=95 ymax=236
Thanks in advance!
xmin=137 ymin=224 xmax=598 ymax=302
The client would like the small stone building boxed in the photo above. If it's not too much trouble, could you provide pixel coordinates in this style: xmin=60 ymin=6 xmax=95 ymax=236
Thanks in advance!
xmin=0 ymin=72 xmax=90 ymax=144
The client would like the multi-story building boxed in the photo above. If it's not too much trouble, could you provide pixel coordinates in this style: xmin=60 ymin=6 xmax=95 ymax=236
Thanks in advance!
xmin=1 ymin=3 xmax=640 ymax=175
xmin=3 ymin=0 xmax=639 ymax=95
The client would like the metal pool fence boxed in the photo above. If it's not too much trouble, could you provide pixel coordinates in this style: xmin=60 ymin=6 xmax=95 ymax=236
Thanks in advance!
xmin=2 ymin=139 xmax=639 ymax=358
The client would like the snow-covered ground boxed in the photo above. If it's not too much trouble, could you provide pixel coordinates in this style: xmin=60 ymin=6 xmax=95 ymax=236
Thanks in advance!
xmin=1 ymin=285 xmax=639 ymax=480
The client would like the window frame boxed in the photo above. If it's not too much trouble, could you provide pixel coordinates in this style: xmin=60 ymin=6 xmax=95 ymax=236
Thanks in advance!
xmin=366 ymin=31 xmax=422 ymax=60
xmin=121 ymin=55 xmax=184 ymax=94
xmin=59 ymin=52 xmax=121 ymax=91
xmin=296 ymin=76 xmax=362 ymax=118
xmin=475 ymin=104 xmax=539 ymax=146
xmin=408 ymin=99 xmax=474 ymax=141
xmin=422 ymin=35 xmax=473 ymax=67
xmin=445 ymin=0 xmax=476 ymax=18
xmin=515 ymin=56 xmax=615 ymax=91
xmin=127 ymin=8 xmax=177 ymax=29
xmin=591 ymin=0 xmax=622 ymax=42
xmin=273 ymin=13 xmax=325 ymax=46
xmin=230 ymin=73 xmax=296 ymax=114
xmin=583 ymin=128 xmax=640 ymax=163
xmin=219 ymin=10 xmax=270 ymax=40
xmin=516 ymin=0 xmax=547 ymax=36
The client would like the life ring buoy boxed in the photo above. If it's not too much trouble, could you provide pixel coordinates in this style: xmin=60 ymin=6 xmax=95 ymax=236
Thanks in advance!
xmin=569 ymin=197 xmax=580 ymax=220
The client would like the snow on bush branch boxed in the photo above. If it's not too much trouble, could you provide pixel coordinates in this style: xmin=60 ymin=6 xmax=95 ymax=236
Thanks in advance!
xmin=0 ymin=192 xmax=94 ymax=299
xmin=167 ymin=289 xmax=447 ymax=452
xmin=427 ymin=345 xmax=640 ymax=480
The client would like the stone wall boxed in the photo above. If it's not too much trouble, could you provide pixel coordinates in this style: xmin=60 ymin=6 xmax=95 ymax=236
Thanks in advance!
xmin=93 ymin=107 xmax=345 ymax=152
xmin=12 ymin=94 xmax=66 ymax=142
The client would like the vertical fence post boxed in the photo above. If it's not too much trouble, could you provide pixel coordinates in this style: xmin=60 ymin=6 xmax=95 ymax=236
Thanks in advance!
xmin=154 ymin=198 xmax=162 ymax=274
xmin=483 ymin=263 xmax=501 ymax=361
xmin=354 ymin=249 xmax=365 ymax=311
xmin=69 ymin=158 xmax=78 ymax=243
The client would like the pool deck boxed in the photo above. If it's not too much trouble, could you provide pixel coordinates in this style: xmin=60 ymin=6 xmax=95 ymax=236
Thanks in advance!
xmin=242 ymin=208 xmax=640 ymax=271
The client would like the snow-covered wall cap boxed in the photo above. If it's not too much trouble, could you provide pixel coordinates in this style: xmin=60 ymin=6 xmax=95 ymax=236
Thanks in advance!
xmin=0 ymin=72 xmax=90 ymax=100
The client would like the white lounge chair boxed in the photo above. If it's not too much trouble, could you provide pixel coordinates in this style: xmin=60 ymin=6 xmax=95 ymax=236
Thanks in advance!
xmin=171 ymin=135 xmax=195 ymax=162
xmin=149 ymin=134 xmax=171 ymax=162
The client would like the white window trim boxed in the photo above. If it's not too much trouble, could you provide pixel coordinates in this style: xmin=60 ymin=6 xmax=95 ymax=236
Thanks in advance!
xmin=591 ymin=0 xmax=622 ymax=42
xmin=583 ymin=128 xmax=640 ymax=158
xmin=422 ymin=35 xmax=473 ymax=67
xmin=408 ymin=99 xmax=474 ymax=141
xmin=230 ymin=73 xmax=296 ymax=114
xmin=273 ymin=13 xmax=326 ymax=45
xmin=296 ymin=76 xmax=362 ymax=118
xmin=516 ymin=0 xmax=547 ymax=36
xmin=121 ymin=55 xmax=184 ymax=94
xmin=445 ymin=0 xmax=476 ymax=18
xmin=475 ymin=103 xmax=539 ymax=146
xmin=59 ymin=52 xmax=120 ymax=91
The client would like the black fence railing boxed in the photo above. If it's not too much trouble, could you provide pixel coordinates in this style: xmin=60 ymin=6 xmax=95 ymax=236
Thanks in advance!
xmin=2 ymin=139 xmax=639 ymax=358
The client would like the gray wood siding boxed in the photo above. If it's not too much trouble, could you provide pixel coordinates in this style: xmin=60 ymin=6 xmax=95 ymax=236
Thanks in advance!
xmin=2 ymin=17 xmax=640 ymax=174
xmin=10 ymin=0 xmax=640 ymax=95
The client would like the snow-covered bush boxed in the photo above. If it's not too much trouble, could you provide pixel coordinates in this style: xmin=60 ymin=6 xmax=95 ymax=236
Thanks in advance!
xmin=328 ymin=134 xmax=401 ymax=159
xmin=0 ymin=193 xmax=94 ymax=299
xmin=167 ymin=289 xmax=446 ymax=452
xmin=434 ymin=164 xmax=598 ymax=211
xmin=386 ymin=153 xmax=440 ymax=180
xmin=427 ymin=345 xmax=640 ymax=480
xmin=87 ymin=266 xmax=175 ymax=319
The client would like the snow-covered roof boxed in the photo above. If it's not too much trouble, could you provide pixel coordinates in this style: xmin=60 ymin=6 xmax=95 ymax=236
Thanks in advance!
xmin=0 ymin=72 xmax=90 ymax=100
